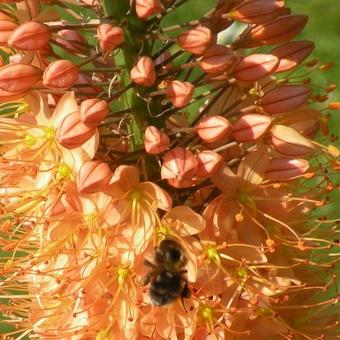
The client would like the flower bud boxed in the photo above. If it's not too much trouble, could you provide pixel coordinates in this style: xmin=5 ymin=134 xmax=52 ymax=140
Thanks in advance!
xmin=144 ymin=126 xmax=170 ymax=154
xmin=196 ymin=115 xmax=232 ymax=143
xmin=271 ymin=41 xmax=314 ymax=73
xmin=56 ymin=29 xmax=85 ymax=53
xmin=279 ymin=109 xmax=321 ymax=137
xmin=178 ymin=26 xmax=212 ymax=55
xmin=8 ymin=21 xmax=51 ymax=51
xmin=76 ymin=73 xmax=101 ymax=95
xmin=265 ymin=158 xmax=310 ymax=181
xmin=97 ymin=23 xmax=124 ymax=52
xmin=0 ymin=63 xmax=42 ymax=92
xmin=166 ymin=80 xmax=194 ymax=108
xmin=135 ymin=0 xmax=163 ymax=20
xmin=260 ymin=85 xmax=311 ymax=114
xmin=43 ymin=60 xmax=79 ymax=89
xmin=77 ymin=160 xmax=112 ymax=194
xmin=79 ymin=99 xmax=109 ymax=127
xmin=199 ymin=45 xmax=235 ymax=75
xmin=56 ymin=112 xmax=96 ymax=149
xmin=0 ymin=88 xmax=25 ymax=103
xmin=270 ymin=124 xmax=315 ymax=156
xmin=154 ymin=50 xmax=173 ymax=70
xmin=231 ymin=0 xmax=285 ymax=24
xmin=234 ymin=54 xmax=279 ymax=82
xmin=249 ymin=15 xmax=308 ymax=45
xmin=130 ymin=56 xmax=156 ymax=87
xmin=232 ymin=114 xmax=272 ymax=142
xmin=161 ymin=147 xmax=197 ymax=188
xmin=196 ymin=150 xmax=223 ymax=178
xmin=0 ymin=20 xmax=18 ymax=46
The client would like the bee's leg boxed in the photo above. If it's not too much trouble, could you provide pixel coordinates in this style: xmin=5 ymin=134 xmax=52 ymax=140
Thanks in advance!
xmin=143 ymin=259 xmax=156 ymax=268
xmin=140 ymin=272 xmax=153 ymax=286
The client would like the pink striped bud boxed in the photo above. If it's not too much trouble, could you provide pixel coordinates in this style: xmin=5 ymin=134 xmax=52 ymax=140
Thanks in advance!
xmin=0 ymin=88 xmax=25 ymax=103
xmin=231 ymin=0 xmax=285 ymax=24
xmin=135 ymin=0 xmax=163 ymax=20
xmin=0 ymin=64 xmax=42 ymax=92
xmin=260 ymin=85 xmax=311 ymax=114
xmin=77 ymin=160 xmax=112 ymax=194
xmin=56 ymin=29 xmax=85 ymax=53
xmin=232 ymin=114 xmax=272 ymax=142
xmin=196 ymin=115 xmax=232 ymax=143
xmin=270 ymin=124 xmax=315 ymax=157
xmin=178 ymin=26 xmax=212 ymax=55
xmin=196 ymin=150 xmax=223 ymax=178
xmin=154 ymin=50 xmax=173 ymax=70
xmin=279 ymin=109 xmax=321 ymax=137
xmin=130 ymin=56 xmax=156 ymax=87
xmin=166 ymin=80 xmax=194 ymax=108
xmin=248 ymin=15 xmax=308 ymax=45
xmin=234 ymin=54 xmax=279 ymax=82
xmin=97 ymin=24 xmax=124 ymax=52
xmin=76 ymin=73 xmax=101 ymax=95
xmin=161 ymin=147 xmax=197 ymax=188
xmin=0 ymin=20 xmax=18 ymax=46
xmin=8 ymin=21 xmax=50 ymax=51
xmin=265 ymin=158 xmax=310 ymax=181
xmin=43 ymin=60 xmax=79 ymax=89
xmin=79 ymin=99 xmax=109 ymax=127
xmin=199 ymin=45 xmax=235 ymax=75
xmin=272 ymin=41 xmax=314 ymax=73
xmin=144 ymin=126 xmax=170 ymax=154
xmin=56 ymin=112 xmax=96 ymax=149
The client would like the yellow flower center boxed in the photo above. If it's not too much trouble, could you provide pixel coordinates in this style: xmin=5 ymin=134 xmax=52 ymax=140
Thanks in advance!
xmin=200 ymin=306 xmax=214 ymax=321
xmin=24 ymin=134 xmax=37 ymax=147
xmin=237 ymin=191 xmax=256 ymax=212
xmin=57 ymin=164 xmax=72 ymax=178
xmin=237 ymin=267 xmax=248 ymax=279
xmin=83 ymin=213 xmax=98 ymax=227
xmin=205 ymin=245 xmax=220 ymax=263
xmin=117 ymin=266 xmax=129 ymax=286
xmin=130 ymin=189 xmax=142 ymax=202
xmin=43 ymin=127 xmax=55 ymax=140
xmin=157 ymin=224 xmax=170 ymax=238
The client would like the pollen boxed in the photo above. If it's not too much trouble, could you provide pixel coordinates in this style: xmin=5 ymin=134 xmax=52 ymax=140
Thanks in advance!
xmin=157 ymin=224 xmax=170 ymax=238
xmin=237 ymin=267 xmax=248 ymax=279
xmin=57 ymin=163 xmax=72 ymax=178
xmin=42 ymin=126 xmax=55 ymax=140
xmin=24 ymin=134 xmax=37 ymax=147
xmin=205 ymin=245 xmax=220 ymax=263
xmin=200 ymin=306 xmax=214 ymax=321
xmin=117 ymin=266 xmax=129 ymax=286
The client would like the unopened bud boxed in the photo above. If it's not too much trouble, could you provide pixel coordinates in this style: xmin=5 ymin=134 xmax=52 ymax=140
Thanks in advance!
xmin=144 ymin=126 xmax=170 ymax=154
xmin=271 ymin=40 xmax=314 ymax=73
xmin=79 ymin=99 xmax=109 ymax=127
xmin=161 ymin=147 xmax=197 ymax=188
xmin=232 ymin=114 xmax=272 ymax=142
xmin=130 ymin=56 xmax=156 ymax=87
xmin=97 ymin=23 xmax=124 ymax=52
xmin=270 ymin=124 xmax=315 ymax=156
xmin=260 ymin=85 xmax=311 ymax=114
xmin=135 ymin=0 xmax=163 ymax=20
xmin=199 ymin=45 xmax=235 ymax=75
xmin=196 ymin=150 xmax=223 ymax=178
xmin=196 ymin=115 xmax=232 ymax=143
xmin=178 ymin=26 xmax=212 ymax=55
xmin=77 ymin=160 xmax=112 ymax=194
xmin=0 ymin=20 xmax=18 ymax=46
xmin=43 ymin=60 xmax=79 ymax=89
xmin=8 ymin=21 xmax=50 ymax=51
xmin=234 ymin=54 xmax=279 ymax=81
xmin=0 ymin=63 xmax=42 ymax=93
xmin=56 ymin=112 xmax=96 ymax=149
xmin=166 ymin=80 xmax=194 ymax=108
xmin=265 ymin=158 xmax=310 ymax=181
xmin=56 ymin=29 xmax=85 ymax=53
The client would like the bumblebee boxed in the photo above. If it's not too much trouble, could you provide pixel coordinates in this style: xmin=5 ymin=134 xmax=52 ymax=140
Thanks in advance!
xmin=141 ymin=239 xmax=191 ymax=306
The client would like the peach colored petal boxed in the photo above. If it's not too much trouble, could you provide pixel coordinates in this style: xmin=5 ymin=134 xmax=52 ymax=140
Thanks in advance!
xmin=51 ymin=91 xmax=79 ymax=128
xmin=237 ymin=148 xmax=269 ymax=185
xmin=138 ymin=181 xmax=172 ymax=211
xmin=109 ymin=165 xmax=140 ymax=197
xmin=163 ymin=206 xmax=205 ymax=236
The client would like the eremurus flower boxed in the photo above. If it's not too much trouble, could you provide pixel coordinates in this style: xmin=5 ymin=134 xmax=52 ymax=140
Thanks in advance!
xmin=0 ymin=0 xmax=339 ymax=339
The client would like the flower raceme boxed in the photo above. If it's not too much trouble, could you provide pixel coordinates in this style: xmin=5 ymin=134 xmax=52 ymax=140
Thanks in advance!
xmin=0 ymin=0 xmax=339 ymax=339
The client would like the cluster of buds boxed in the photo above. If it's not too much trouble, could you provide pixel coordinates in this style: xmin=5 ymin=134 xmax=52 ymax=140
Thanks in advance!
xmin=0 ymin=0 xmax=339 ymax=339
